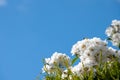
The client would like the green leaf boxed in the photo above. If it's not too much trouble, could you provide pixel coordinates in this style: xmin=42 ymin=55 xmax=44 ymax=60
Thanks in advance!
xmin=72 ymin=56 xmax=79 ymax=65
xmin=107 ymin=37 xmax=112 ymax=40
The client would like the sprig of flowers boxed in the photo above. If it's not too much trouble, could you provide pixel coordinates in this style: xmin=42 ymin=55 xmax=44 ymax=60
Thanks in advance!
xmin=41 ymin=20 xmax=120 ymax=80
xmin=42 ymin=52 xmax=71 ymax=74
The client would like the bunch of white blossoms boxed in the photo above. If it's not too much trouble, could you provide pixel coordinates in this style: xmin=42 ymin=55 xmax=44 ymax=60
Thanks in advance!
xmin=69 ymin=37 xmax=120 ymax=77
xmin=106 ymin=20 xmax=120 ymax=47
xmin=42 ymin=20 xmax=120 ymax=79
xmin=42 ymin=52 xmax=71 ymax=74
xmin=42 ymin=37 xmax=120 ymax=79
xmin=71 ymin=37 xmax=108 ymax=62
xmin=69 ymin=38 xmax=106 ymax=77
xmin=60 ymin=38 xmax=120 ymax=79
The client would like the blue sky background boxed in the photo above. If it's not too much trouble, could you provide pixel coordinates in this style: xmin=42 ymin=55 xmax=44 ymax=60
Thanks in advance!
xmin=0 ymin=0 xmax=120 ymax=80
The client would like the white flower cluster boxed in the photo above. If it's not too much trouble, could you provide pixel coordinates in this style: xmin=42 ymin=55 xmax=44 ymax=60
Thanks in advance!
xmin=42 ymin=52 xmax=71 ymax=74
xmin=42 ymin=20 xmax=120 ymax=79
xmin=62 ymin=37 xmax=120 ymax=79
xmin=42 ymin=37 xmax=120 ymax=79
xmin=105 ymin=20 xmax=120 ymax=46
xmin=71 ymin=37 xmax=108 ymax=62
xmin=70 ymin=38 xmax=105 ymax=76
xmin=70 ymin=37 xmax=120 ymax=77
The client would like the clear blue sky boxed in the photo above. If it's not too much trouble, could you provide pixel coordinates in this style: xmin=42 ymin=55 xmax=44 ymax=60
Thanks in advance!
xmin=0 ymin=0 xmax=120 ymax=80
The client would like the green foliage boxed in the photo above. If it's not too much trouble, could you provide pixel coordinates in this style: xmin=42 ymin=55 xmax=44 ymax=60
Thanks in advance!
xmin=71 ymin=56 xmax=79 ymax=65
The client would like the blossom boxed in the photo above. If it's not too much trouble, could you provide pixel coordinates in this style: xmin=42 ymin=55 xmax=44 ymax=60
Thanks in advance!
xmin=71 ymin=37 xmax=107 ymax=62
xmin=105 ymin=20 xmax=120 ymax=36
xmin=82 ymin=58 xmax=98 ymax=68
xmin=42 ymin=52 xmax=71 ymax=74
xmin=61 ymin=69 xmax=72 ymax=80
xmin=105 ymin=27 xmax=114 ymax=37
xmin=111 ymin=20 xmax=120 ymax=26
xmin=61 ymin=69 xmax=68 ymax=79
xmin=71 ymin=62 xmax=83 ymax=76
xmin=105 ymin=20 xmax=120 ymax=47
xmin=107 ymin=47 xmax=117 ymax=56
xmin=112 ymin=33 xmax=120 ymax=46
